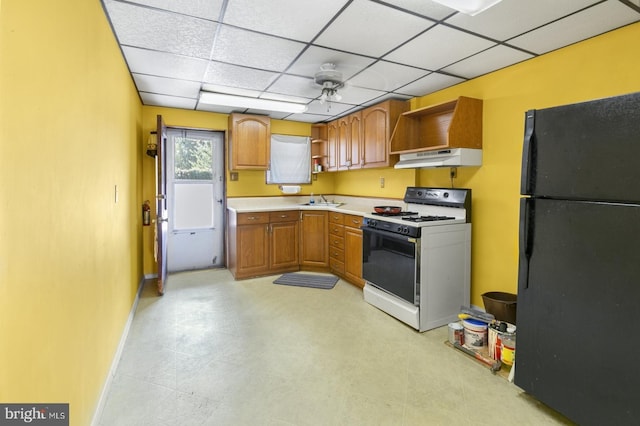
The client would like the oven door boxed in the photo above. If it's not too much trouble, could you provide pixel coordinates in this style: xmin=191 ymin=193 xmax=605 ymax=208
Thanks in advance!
xmin=362 ymin=226 xmax=419 ymax=305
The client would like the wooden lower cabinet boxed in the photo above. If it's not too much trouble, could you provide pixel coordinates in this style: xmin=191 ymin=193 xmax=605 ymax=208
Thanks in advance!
xmin=228 ymin=209 xmax=361 ymax=285
xmin=228 ymin=210 xmax=299 ymax=279
xmin=299 ymin=210 xmax=329 ymax=269
xmin=328 ymin=212 xmax=364 ymax=287
xmin=269 ymin=211 xmax=299 ymax=272
xmin=344 ymin=216 xmax=364 ymax=288
xmin=328 ymin=212 xmax=345 ymax=275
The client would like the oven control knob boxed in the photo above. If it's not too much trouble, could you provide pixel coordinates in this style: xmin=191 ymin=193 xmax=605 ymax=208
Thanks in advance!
xmin=443 ymin=192 xmax=449 ymax=198
xmin=369 ymin=219 xmax=376 ymax=227
xmin=396 ymin=225 xmax=403 ymax=233
xmin=402 ymin=226 xmax=409 ymax=234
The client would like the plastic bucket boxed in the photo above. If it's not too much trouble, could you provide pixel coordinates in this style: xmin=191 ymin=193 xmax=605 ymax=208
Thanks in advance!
xmin=482 ymin=292 xmax=517 ymax=324
xmin=462 ymin=318 xmax=487 ymax=347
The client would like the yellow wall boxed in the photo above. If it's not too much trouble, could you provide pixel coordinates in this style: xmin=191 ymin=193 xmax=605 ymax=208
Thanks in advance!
xmin=412 ymin=22 xmax=640 ymax=306
xmin=0 ymin=1 xmax=143 ymax=425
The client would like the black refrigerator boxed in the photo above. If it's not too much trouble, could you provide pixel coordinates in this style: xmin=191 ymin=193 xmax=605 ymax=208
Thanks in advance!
xmin=516 ymin=91 xmax=640 ymax=425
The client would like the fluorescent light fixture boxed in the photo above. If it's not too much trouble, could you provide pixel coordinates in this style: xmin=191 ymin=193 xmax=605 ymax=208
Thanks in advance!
xmin=432 ymin=0 xmax=502 ymax=16
xmin=199 ymin=92 xmax=308 ymax=114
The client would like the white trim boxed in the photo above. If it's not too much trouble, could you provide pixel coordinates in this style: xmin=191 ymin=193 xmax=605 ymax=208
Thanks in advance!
xmin=90 ymin=276 xmax=146 ymax=426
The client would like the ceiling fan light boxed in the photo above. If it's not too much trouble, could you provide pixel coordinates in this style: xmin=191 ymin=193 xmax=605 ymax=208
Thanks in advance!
xmin=431 ymin=0 xmax=502 ymax=15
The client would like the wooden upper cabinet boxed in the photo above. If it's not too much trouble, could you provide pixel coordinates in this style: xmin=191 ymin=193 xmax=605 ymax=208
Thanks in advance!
xmin=361 ymin=100 xmax=408 ymax=168
xmin=326 ymin=120 xmax=338 ymax=172
xmin=337 ymin=117 xmax=349 ymax=170
xmin=390 ymin=96 xmax=483 ymax=154
xmin=349 ymin=112 xmax=362 ymax=170
xmin=228 ymin=113 xmax=270 ymax=170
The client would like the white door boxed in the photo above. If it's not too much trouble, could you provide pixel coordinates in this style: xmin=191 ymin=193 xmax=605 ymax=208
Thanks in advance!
xmin=166 ymin=128 xmax=224 ymax=272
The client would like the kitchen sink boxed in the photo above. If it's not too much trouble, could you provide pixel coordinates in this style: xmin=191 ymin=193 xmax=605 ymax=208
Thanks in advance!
xmin=300 ymin=202 xmax=343 ymax=207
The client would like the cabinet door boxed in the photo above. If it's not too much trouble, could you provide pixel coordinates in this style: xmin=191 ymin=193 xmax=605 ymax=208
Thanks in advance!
xmin=361 ymin=100 xmax=406 ymax=168
xmin=326 ymin=121 xmax=338 ymax=172
xmin=299 ymin=211 xmax=329 ymax=267
xmin=344 ymin=227 xmax=364 ymax=288
xmin=270 ymin=221 xmax=299 ymax=271
xmin=349 ymin=112 xmax=362 ymax=169
xmin=229 ymin=113 xmax=270 ymax=170
xmin=236 ymin=223 xmax=269 ymax=278
xmin=337 ymin=117 xmax=350 ymax=170
xmin=361 ymin=104 xmax=389 ymax=168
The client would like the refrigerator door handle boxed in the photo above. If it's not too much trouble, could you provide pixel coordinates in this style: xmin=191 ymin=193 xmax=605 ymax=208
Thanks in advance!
xmin=520 ymin=110 xmax=536 ymax=195
xmin=518 ymin=198 xmax=533 ymax=290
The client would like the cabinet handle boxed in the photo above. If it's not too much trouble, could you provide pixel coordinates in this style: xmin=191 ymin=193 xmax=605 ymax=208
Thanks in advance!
xmin=280 ymin=214 xmax=288 ymax=218
xmin=247 ymin=216 xmax=257 ymax=220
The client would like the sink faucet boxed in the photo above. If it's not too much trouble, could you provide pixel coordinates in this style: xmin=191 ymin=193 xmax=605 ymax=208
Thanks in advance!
xmin=320 ymin=194 xmax=329 ymax=203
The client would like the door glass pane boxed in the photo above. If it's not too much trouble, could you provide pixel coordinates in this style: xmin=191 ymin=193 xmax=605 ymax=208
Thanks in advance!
xmin=174 ymin=183 xmax=214 ymax=230
xmin=174 ymin=137 xmax=213 ymax=180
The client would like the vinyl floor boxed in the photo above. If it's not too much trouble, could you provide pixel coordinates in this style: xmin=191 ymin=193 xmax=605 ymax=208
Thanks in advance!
xmin=97 ymin=268 xmax=573 ymax=426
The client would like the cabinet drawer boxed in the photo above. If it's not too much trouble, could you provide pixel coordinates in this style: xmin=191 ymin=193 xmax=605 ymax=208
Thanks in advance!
xmin=329 ymin=246 xmax=344 ymax=261
xmin=329 ymin=223 xmax=344 ymax=237
xmin=269 ymin=210 xmax=298 ymax=223
xmin=237 ymin=212 xmax=269 ymax=225
xmin=344 ymin=214 xmax=363 ymax=229
xmin=329 ymin=234 xmax=344 ymax=250
xmin=330 ymin=258 xmax=345 ymax=275
xmin=329 ymin=212 xmax=344 ymax=224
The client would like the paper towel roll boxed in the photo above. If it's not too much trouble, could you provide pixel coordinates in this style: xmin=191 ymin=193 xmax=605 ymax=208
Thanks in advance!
xmin=279 ymin=185 xmax=301 ymax=194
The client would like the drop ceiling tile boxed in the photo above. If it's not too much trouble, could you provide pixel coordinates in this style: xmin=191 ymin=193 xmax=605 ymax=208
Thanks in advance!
xmin=348 ymin=61 xmax=430 ymax=91
xmin=213 ymin=25 xmax=306 ymax=71
xmin=445 ymin=0 xmax=601 ymax=41
xmin=395 ymin=72 xmax=464 ymax=97
xmin=204 ymin=62 xmax=280 ymax=91
xmin=140 ymin=92 xmax=197 ymax=109
xmin=314 ymin=0 xmax=434 ymax=57
xmin=122 ymin=46 xmax=208 ymax=81
xmin=269 ymin=75 xmax=320 ymax=98
xmin=509 ymin=1 xmax=640 ymax=54
xmin=385 ymin=24 xmax=495 ymax=70
xmin=105 ymin=1 xmax=216 ymax=59
xmin=377 ymin=0 xmax=456 ymax=20
xmin=337 ymin=85 xmax=388 ymax=105
xmin=286 ymin=46 xmax=375 ymax=80
xmin=117 ymin=0 xmax=224 ymax=20
xmin=442 ymin=45 xmax=534 ymax=79
xmin=222 ymin=0 xmax=349 ymax=42
xmin=133 ymin=74 xmax=201 ymax=98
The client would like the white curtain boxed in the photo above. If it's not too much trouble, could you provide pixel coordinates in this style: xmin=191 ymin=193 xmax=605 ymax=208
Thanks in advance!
xmin=267 ymin=134 xmax=311 ymax=184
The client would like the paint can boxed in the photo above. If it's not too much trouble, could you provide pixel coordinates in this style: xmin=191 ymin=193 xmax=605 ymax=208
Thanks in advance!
xmin=448 ymin=322 xmax=464 ymax=345
xmin=501 ymin=326 xmax=516 ymax=366
xmin=462 ymin=318 xmax=488 ymax=347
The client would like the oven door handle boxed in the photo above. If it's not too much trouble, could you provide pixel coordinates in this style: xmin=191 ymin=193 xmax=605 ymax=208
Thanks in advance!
xmin=362 ymin=226 xmax=417 ymax=244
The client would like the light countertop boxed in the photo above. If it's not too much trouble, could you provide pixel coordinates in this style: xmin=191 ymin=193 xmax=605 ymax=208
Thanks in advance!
xmin=227 ymin=195 xmax=405 ymax=217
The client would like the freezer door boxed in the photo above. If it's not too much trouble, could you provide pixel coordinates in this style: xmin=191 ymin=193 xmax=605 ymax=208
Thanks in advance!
xmin=516 ymin=198 xmax=640 ymax=425
xmin=521 ymin=91 xmax=640 ymax=202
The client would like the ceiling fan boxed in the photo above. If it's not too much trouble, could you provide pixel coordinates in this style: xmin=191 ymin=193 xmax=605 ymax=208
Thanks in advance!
xmin=314 ymin=63 xmax=345 ymax=109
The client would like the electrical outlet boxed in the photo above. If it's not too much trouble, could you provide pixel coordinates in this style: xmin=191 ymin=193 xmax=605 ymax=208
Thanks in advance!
xmin=450 ymin=167 xmax=457 ymax=179
xmin=380 ymin=177 xmax=385 ymax=188
xmin=114 ymin=184 xmax=119 ymax=203
xmin=230 ymin=172 xmax=239 ymax=181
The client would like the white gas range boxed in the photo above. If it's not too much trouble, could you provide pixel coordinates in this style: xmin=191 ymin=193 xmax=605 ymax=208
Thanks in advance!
xmin=362 ymin=187 xmax=472 ymax=332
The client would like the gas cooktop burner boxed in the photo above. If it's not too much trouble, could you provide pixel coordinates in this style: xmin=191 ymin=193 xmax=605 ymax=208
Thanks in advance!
xmin=371 ymin=211 xmax=418 ymax=217
xmin=402 ymin=215 xmax=455 ymax=223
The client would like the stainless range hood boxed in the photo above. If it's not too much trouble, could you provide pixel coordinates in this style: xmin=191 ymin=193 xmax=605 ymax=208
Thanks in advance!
xmin=394 ymin=148 xmax=482 ymax=169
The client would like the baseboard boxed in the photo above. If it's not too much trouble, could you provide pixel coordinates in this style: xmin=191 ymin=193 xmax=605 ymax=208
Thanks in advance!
xmin=90 ymin=276 xmax=146 ymax=426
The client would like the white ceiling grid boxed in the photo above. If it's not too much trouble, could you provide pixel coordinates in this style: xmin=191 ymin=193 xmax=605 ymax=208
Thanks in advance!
xmin=101 ymin=0 xmax=640 ymax=123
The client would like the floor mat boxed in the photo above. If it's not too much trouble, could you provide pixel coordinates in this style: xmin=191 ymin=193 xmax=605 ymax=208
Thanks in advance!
xmin=273 ymin=273 xmax=338 ymax=289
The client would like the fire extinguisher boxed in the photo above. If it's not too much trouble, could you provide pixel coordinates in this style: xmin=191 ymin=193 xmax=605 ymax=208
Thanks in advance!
xmin=142 ymin=200 xmax=151 ymax=226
